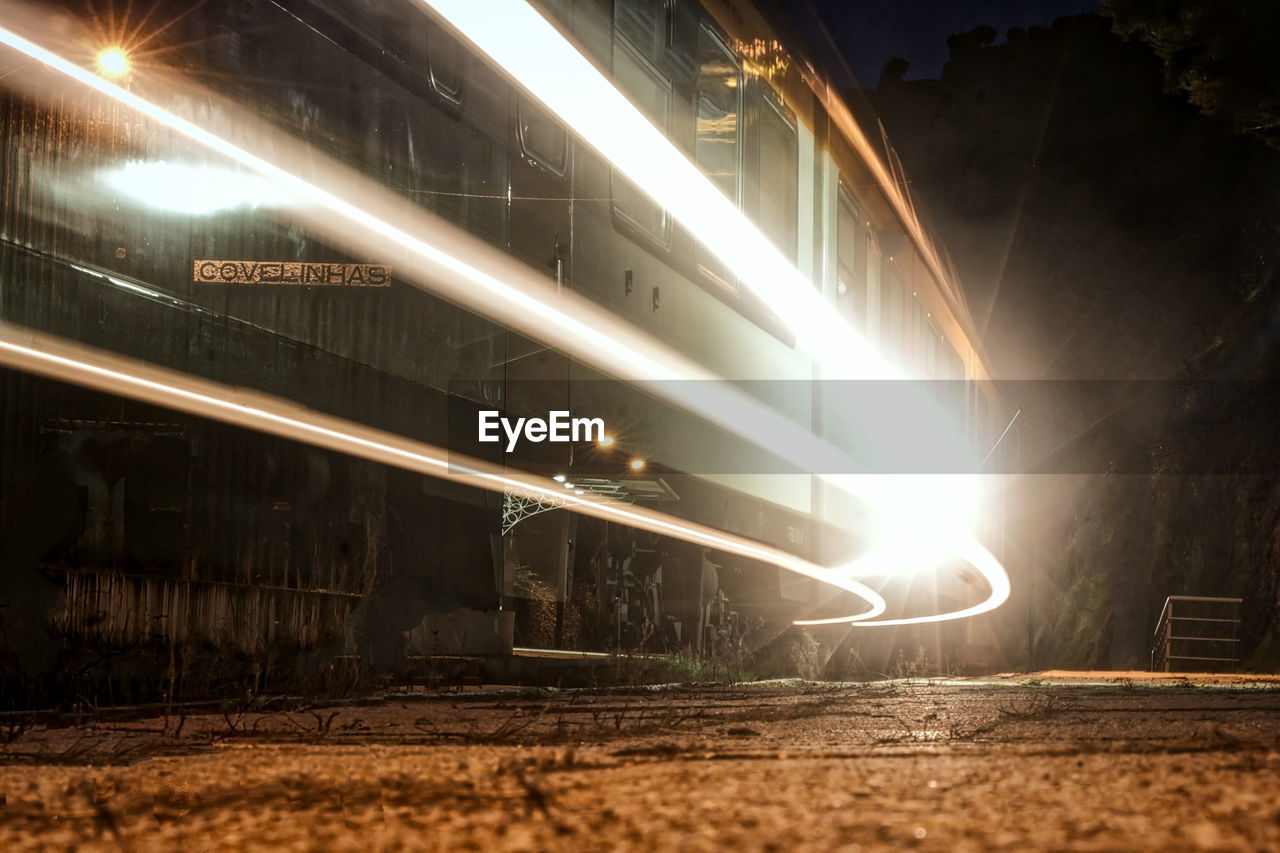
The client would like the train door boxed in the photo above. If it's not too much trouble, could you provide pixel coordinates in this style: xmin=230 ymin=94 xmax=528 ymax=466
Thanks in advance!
xmin=501 ymin=90 xmax=576 ymax=646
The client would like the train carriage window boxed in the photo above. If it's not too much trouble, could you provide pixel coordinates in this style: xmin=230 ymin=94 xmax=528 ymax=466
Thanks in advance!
xmin=694 ymin=26 xmax=740 ymax=202
xmin=612 ymin=24 xmax=672 ymax=244
xmin=615 ymin=0 xmax=668 ymax=62
xmin=693 ymin=25 xmax=740 ymax=286
xmin=836 ymin=182 xmax=867 ymax=326
xmin=517 ymin=96 xmax=568 ymax=177
xmin=426 ymin=26 xmax=464 ymax=105
xmin=880 ymin=259 xmax=905 ymax=360
xmin=910 ymin=298 xmax=924 ymax=373
xmin=745 ymin=88 xmax=798 ymax=263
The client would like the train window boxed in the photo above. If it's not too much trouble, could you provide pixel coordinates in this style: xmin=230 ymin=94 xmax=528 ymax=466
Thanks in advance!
xmin=910 ymin=297 xmax=924 ymax=373
xmin=517 ymin=96 xmax=568 ymax=177
xmin=880 ymin=259 xmax=905 ymax=360
xmin=426 ymin=26 xmax=464 ymax=105
xmin=836 ymin=182 xmax=867 ymax=326
xmin=611 ymin=26 xmax=672 ymax=244
xmin=694 ymin=26 xmax=740 ymax=202
xmin=693 ymin=25 xmax=740 ymax=286
xmin=615 ymin=0 xmax=668 ymax=63
xmin=745 ymin=88 xmax=797 ymax=262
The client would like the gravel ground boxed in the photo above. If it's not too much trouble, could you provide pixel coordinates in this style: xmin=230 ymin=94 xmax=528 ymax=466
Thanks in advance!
xmin=3 ymin=673 xmax=1280 ymax=851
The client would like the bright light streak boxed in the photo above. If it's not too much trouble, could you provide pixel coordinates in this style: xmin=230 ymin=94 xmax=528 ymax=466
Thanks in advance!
xmin=795 ymin=535 xmax=1010 ymax=626
xmin=415 ymin=0 xmax=1008 ymax=624
xmin=0 ymin=19 xmax=895 ymax=566
xmin=0 ymin=13 xmax=1007 ymax=626
xmin=96 ymin=47 xmax=127 ymax=75
xmin=0 ymin=321 xmax=886 ymax=619
xmin=101 ymin=160 xmax=289 ymax=214
xmin=419 ymin=0 xmax=892 ymax=381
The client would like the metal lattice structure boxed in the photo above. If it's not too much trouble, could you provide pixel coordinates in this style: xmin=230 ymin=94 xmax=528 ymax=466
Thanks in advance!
xmin=501 ymin=490 xmax=566 ymax=536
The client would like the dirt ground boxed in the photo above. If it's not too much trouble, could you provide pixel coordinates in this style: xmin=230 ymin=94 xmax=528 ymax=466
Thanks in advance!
xmin=3 ymin=672 xmax=1280 ymax=851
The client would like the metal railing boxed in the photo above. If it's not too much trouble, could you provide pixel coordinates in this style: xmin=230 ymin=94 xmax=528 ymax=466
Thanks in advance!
xmin=1150 ymin=595 xmax=1242 ymax=672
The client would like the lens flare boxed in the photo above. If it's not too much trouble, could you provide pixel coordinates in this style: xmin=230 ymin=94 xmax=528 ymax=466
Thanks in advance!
xmin=96 ymin=47 xmax=127 ymax=75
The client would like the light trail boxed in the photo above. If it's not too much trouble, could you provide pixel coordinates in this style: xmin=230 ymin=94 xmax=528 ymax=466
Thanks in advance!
xmin=794 ymin=536 xmax=1010 ymax=627
xmin=412 ymin=0 xmax=1011 ymax=625
xmin=419 ymin=0 xmax=892 ymax=381
xmin=0 ymin=321 xmax=886 ymax=619
xmin=0 ymin=5 xmax=1010 ymax=626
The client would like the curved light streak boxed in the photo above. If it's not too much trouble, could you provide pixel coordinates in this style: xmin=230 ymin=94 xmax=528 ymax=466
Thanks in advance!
xmin=0 ymin=7 xmax=1009 ymax=626
xmin=794 ymin=535 xmax=1010 ymax=626
xmin=0 ymin=322 xmax=886 ymax=620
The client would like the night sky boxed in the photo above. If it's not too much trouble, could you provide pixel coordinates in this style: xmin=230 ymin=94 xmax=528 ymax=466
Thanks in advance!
xmin=778 ymin=0 xmax=1103 ymax=89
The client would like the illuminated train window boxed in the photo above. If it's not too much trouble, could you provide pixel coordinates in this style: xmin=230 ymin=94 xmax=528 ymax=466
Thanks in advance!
xmin=517 ymin=95 xmax=569 ymax=177
xmin=880 ymin=258 xmax=906 ymax=360
xmin=745 ymin=87 xmax=798 ymax=263
xmin=611 ymin=27 xmax=672 ymax=245
xmin=615 ymin=0 xmax=669 ymax=60
xmin=836 ymin=184 xmax=868 ymax=325
xmin=694 ymin=25 xmax=740 ymax=202
xmin=693 ymin=23 xmax=741 ymax=287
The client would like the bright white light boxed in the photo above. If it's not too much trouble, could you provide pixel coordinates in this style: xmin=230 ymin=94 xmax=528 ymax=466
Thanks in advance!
xmin=101 ymin=160 xmax=289 ymax=214
xmin=553 ymin=474 xmax=566 ymax=483
xmin=97 ymin=47 xmax=127 ymax=75
xmin=855 ymin=474 xmax=981 ymax=565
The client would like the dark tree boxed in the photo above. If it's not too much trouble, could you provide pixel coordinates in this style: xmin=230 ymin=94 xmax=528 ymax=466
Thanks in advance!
xmin=1105 ymin=0 xmax=1280 ymax=145
xmin=877 ymin=56 xmax=911 ymax=88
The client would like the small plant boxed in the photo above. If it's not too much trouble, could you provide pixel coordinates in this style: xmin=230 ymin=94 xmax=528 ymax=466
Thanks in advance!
xmin=788 ymin=633 xmax=825 ymax=681
xmin=889 ymin=645 xmax=935 ymax=680
xmin=996 ymin=692 xmax=1062 ymax=720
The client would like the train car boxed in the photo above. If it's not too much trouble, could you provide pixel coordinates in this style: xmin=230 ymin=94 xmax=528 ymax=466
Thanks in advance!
xmin=0 ymin=0 xmax=1007 ymax=704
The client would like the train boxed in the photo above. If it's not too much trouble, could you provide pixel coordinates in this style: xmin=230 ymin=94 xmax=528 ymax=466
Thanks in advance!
xmin=0 ymin=0 xmax=1007 ymax=705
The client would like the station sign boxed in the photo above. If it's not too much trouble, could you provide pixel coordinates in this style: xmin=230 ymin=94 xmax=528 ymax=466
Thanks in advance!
xmin=193 ymin=259 xmax=391 ymax=286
